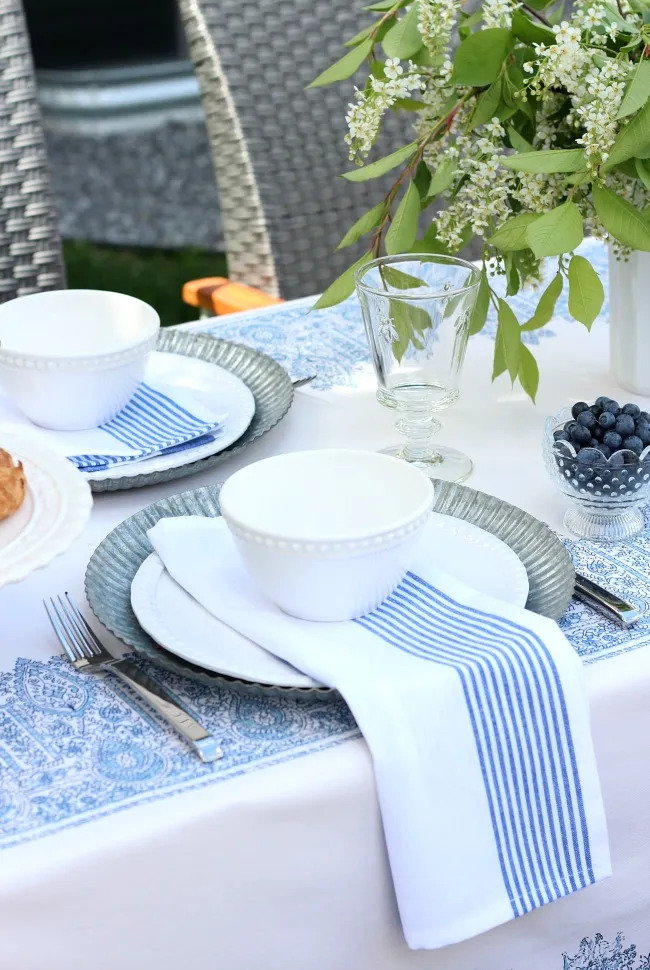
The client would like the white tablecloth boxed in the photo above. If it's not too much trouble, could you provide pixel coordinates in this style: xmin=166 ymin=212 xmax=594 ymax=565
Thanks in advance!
xmin=2 ymin=242 xmax=650 ymax=970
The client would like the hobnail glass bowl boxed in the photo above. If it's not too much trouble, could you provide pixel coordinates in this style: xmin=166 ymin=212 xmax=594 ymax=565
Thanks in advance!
xmin=543 ymin=406 xmax=650 ymax=540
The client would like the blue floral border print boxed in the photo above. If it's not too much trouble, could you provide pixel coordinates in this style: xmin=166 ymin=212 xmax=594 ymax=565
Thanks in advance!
xmin=563 ymin=934 xmax=650 ymax=969
xmin=197 ymin=239 xmax=608 ymax=391
xmin=0 ymin=655 xmax=358 ymax=850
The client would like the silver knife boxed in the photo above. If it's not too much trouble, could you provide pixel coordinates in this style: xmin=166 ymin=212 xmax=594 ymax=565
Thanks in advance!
xmin=574 ymin=573 xmax=643 ymax=628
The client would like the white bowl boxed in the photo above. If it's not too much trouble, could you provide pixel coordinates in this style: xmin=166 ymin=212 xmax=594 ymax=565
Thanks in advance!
xmin=0 ymin=289 xmax=160 ymax=430
xmin=219 ymin=449 xmax=435 ymax=621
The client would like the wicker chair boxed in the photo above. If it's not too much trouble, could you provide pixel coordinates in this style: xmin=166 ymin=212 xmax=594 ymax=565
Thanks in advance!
xmin=178 ymin=0 xmax=407 ymax=310
xmin=0 ymin=0 xmax=65 ymax=302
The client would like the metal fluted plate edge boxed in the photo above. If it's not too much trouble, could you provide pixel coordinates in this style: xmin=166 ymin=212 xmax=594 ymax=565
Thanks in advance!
xmin=88 ymin=329 xmax=293 ymax=492
xmin=84 ymin=481 xmax=575 ymax=697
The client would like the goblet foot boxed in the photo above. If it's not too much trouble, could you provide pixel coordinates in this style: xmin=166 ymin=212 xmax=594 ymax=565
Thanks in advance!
xmin=563 ymin=505 xmax=645 ymax=540
xmin=379 ymin=443 xmax=473 ymax=483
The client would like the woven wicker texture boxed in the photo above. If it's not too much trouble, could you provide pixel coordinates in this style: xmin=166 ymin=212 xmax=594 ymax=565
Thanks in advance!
xmin=0 ymin=0 xmax=65 ymax=301
xmin=179 ymin=0 xmax=409 ymax=300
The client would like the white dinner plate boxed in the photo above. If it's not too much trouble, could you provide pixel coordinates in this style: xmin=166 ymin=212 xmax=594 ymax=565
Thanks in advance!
xmin=130 ymin=513 xmax=530 ymax=689
xmin=84 ymin=352 xmax=256 ymax=483
xmin=0 ymin=352 xmax=257 ymax=485
xmin=0 ymin=430 xmax=92 ymax=588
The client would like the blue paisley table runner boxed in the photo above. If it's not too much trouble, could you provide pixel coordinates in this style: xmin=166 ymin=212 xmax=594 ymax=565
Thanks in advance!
xmin=2 ymin=237 xmax=649 ymax=851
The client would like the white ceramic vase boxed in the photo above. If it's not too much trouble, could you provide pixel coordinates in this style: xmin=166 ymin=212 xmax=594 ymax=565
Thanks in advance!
xmin=609 ymin=247 xmax=650 ymax=395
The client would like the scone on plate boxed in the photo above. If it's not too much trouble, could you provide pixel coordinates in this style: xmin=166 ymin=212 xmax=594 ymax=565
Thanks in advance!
xmin=0 ymin=449 xmax=26 ymax=520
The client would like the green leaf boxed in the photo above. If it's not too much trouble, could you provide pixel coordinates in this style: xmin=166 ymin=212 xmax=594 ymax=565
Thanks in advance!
xmin=469 ymin=77 xmax=503 ymax=130
xmin=500 ymin=148 xmax=587 ymax=173
xmin=614 ymin=157 xmax=639 ymax=178
xmin=383 ymin=1 xmax=422 ymax=58
xmin=389 ymin=300 xmax=432 ymax=362
xmin=492 ymin=326 xmax=507 ymax=379
xmin=636 ymin=156 xmax=650 ymax=191
xmin=511 ymin=8 xmax=555 ymax=44
xmin=505 ymin=253 xmax=520 ymax=295
xmin=459 ymin=8 xmax=483 ymax=40
xmin=311 ymin=251 xmax=372 ymax=309
xmin=508 ymin=126 xmax=533 ymax=153
xmin=426 ymin=157 xmax=457 ymax=198
xmin=469 ymin=269 xmax=490 ymax=335
xmin=521 ymin=272 xmax=563 ymax=330
xmin=518 ymin=344 xmax=539 ymax=402
xmin=525 ymin=201 xmax=583 ymax=257
xmin=617 ymin=60 xmax=650 ymax=119
xmin=605 ymin=99 xmax=650 ymax=169
xmin=344 ymin=24 xmax=375 ymax=47
xmin=567 ymin=254 xmax=604 ymax=330
xmin=385 ymin=181 xmax=420 ymax=254
xmin=337 ymin=202 xmax=385 ymax=249
xmin=309 ymin=38 xmax=373 ymax=88
xmin=411 ymin=223 xmax=450 ymax=255
xmin=497 ymin=298 xmax=522 ymax=383
xmin=413 ymin=159 xmax=431 ymax=200
xmin=365 ymin=0 xmax=407 ymax=9
xmin=489 ymin=212 xmax=540 ymax=251
xmin=381 ymin=265 xmax=425 ymax=288
xmin=342 ymin=140 xmax=418 ymax=181
xmin=452 ymin=28 xmax=513 ymax=87
xmin=391 ymin=97 xmax=426 ymax=110
xmin=592 ymin=182 xmax=650 ymax=250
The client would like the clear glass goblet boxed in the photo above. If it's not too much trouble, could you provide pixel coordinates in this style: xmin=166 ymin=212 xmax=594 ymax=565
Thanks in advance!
xmin=355 ymin=253 xmax=481 ymax=482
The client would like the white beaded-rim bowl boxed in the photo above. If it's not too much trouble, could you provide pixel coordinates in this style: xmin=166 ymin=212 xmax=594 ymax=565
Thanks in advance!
xmin=0 ymin=289 xmax=160 ymax=430
xmin=219 ymin=449 xmax=435 ymax=621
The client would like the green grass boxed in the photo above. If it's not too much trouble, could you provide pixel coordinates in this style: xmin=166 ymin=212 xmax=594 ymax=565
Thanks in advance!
xmin=63 ymin=241 xmax=228 ymax=326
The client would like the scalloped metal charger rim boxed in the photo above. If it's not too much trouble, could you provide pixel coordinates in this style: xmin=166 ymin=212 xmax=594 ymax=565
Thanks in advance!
xmin=84 ymin=480 xmax=576 ymax=698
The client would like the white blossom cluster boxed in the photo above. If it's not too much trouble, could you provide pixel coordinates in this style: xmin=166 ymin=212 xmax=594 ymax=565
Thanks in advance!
xmin=434 ymin=118 xmax=517 ymax=249
xmin=482 ymin=0 xmax=516 ymax=29
xmin=417 ymin=0 xmax=457 ymax=58
xmin=345 ymin=59 xmax=425 ymax=160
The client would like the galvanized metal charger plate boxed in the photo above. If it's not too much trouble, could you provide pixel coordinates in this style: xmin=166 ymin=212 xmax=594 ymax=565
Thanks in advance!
xmin=84 ymin=481 xmax=575 ymax=697
xmin=88 ymin=329 xmax=293 ymax=492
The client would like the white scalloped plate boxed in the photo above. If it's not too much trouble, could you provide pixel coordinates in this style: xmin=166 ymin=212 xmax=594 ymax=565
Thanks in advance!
xmin=0 ymin=430 xmax=92 ymax=588
xmin=130 ymin=513 xmax=530 ymax=689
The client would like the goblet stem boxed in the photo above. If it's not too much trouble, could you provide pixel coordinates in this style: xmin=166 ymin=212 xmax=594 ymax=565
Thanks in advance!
xmin=395 ymin=397 xmax=442 ymax=465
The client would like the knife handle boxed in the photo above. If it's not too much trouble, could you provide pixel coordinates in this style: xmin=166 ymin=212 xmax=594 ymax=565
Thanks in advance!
xmin=574 ymin=573 xmax=642 ymax=628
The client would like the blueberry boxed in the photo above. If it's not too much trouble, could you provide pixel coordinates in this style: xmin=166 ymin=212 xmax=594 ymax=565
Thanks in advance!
xmin=595 ymin=395 xmax=610 ymax=407
xmin=564 ymin=420 xmax=577 ymax=434
xmin=622 ymin=403 xmax=641 ymax=418
xmin=640 ymin=411 xmax=650 ymax=423
xmin=590 ymin=437 xmax=600 ymax=448
xmin=609 ymin=450 xmax=624 ymax=467
xmin=577 ymin=447 xmax=601 ymax=465
xmin=637 ymin=423 xmax=650 ymax=446
xmin=589 ymin=403 xmax=603 ymax=418
xmin=603 ymin=430 xmax=622 ymax=450
xmin=600 ymin=444 xmax=612 ymax=459
xmin=571 ymin=401 xmax=590 ymax=418
xmin=554 ymin=430 xmax=571 ymax=442
xmin=577 ymin=411 xmax=597 ymax=429
xmin=571 ymin=425 xmax=592 ymax=446
xmin=602 ymin=399 xmax=621 ymax=415
xmin=599 ymin=411 xmax=616 ymax=430
xmin=623 ymin=435 xmax=644 ymax=455
xmin=591 ymin=423 xmax=602 ymax=440
xmin=615 ymin=414 xmax=636 ymax=436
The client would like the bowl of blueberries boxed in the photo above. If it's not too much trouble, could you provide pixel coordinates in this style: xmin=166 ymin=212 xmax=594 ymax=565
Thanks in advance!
xmin=543 ymin=396 xmax=650 ymax=540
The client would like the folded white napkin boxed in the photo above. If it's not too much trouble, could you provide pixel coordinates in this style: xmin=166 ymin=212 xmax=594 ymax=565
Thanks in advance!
xmin=0 ymin=381 xmax=225 ymax=471
xmin=148 ymin=515 xmax=611 ymax=950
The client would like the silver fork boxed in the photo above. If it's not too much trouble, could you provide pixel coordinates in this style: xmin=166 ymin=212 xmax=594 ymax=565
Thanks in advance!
xmin=44 ymin=594 xmax=223 ymax=763
xmin=292 ymin=375 xmax=316 ymax=388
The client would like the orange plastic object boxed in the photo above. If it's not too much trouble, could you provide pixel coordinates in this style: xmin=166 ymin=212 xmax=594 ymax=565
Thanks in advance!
xmin=182 ymin=277 xmax=284 ymax=316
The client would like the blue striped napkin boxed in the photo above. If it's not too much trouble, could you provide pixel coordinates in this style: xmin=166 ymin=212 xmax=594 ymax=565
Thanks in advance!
xmin=148 ymin=515 xmax=611 ymax=951
xmin=65 ymin=383 xmax=225 ymax=472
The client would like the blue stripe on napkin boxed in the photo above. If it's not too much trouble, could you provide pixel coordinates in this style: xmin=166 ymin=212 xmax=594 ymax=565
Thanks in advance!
xmin=355 ymin=571 xmax=593 ymax=917
xmin=69 ymin=383 xmax=222 ymax=471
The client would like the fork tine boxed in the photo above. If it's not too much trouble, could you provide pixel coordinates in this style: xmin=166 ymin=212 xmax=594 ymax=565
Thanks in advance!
xmin=55 ymin=595 xmax=95 ymax=659
xmin=65 ymin=593 xmax=104 ymax=656
xmin=43 ymin=598 xmax=80 ymax=662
